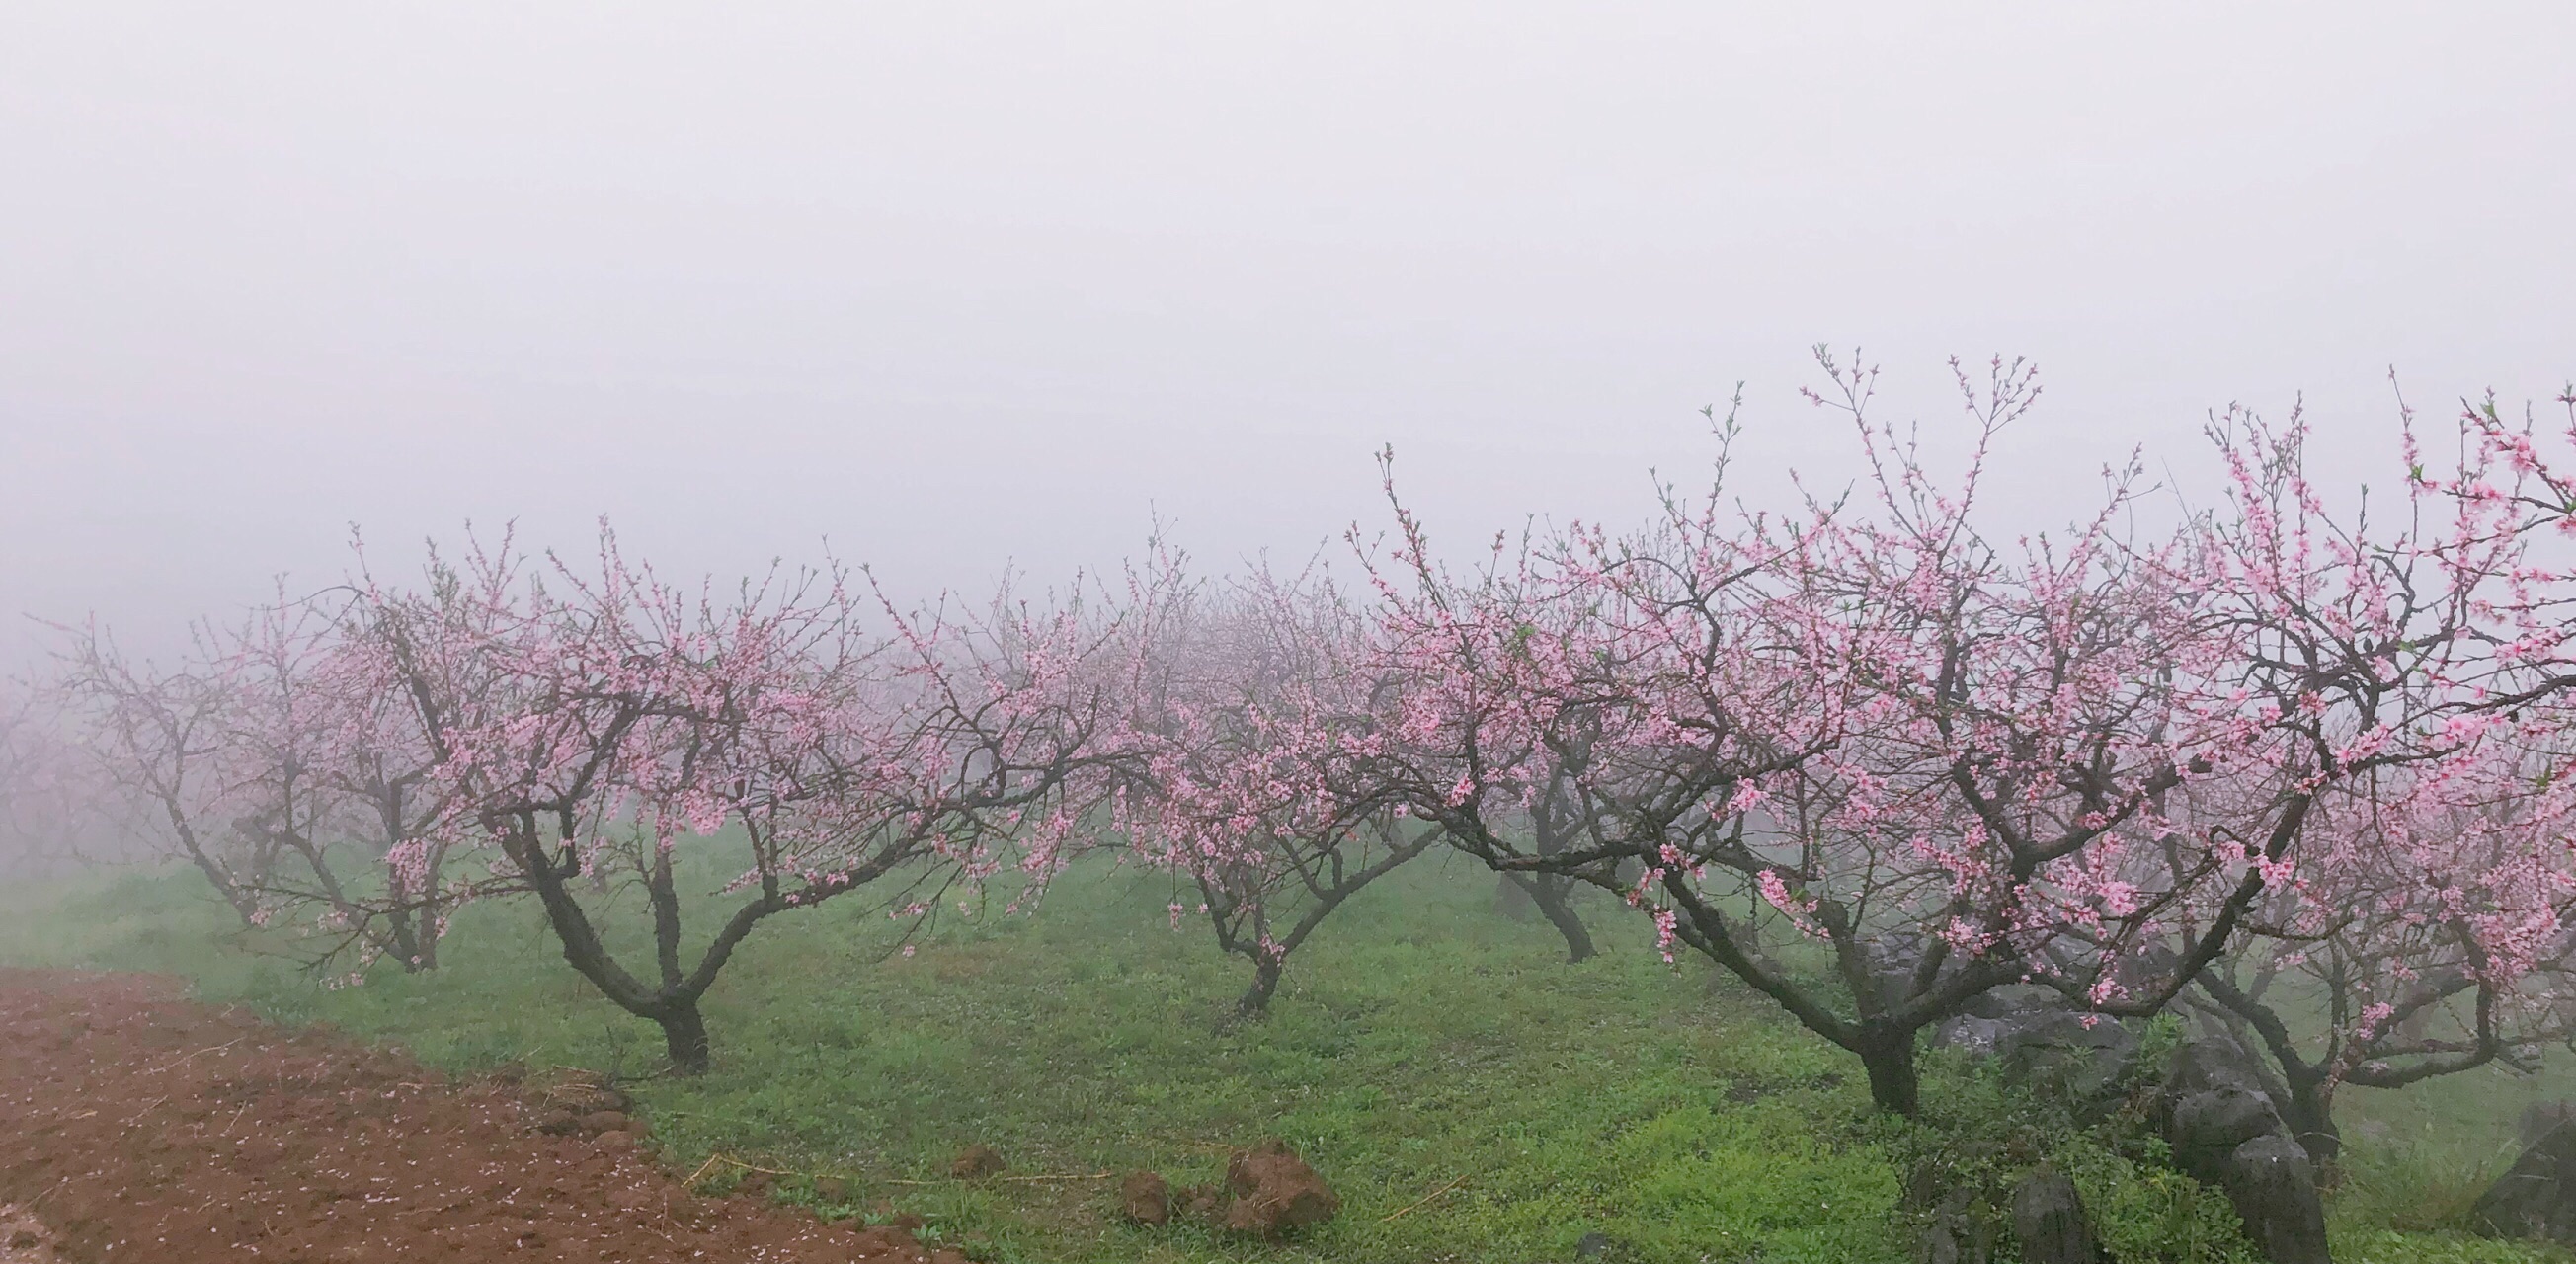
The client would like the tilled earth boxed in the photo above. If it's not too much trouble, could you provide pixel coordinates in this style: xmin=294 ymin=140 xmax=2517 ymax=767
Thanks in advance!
xmin=0 ymin=970 xmax=971 ymax=1263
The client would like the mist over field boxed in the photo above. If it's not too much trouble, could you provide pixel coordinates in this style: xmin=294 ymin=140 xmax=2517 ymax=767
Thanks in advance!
xmin=6 ymin=7 xmax=2576 ymax=1264
xmin=5 ymin=4 xmax=2573 ymax=663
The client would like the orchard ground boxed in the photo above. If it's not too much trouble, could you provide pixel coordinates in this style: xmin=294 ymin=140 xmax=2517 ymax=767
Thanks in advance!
xmin=2 ymin=850 xmax=2570 ymax=1264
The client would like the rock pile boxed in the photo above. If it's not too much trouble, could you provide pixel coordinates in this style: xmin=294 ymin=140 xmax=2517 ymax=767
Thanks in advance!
xmin=1931 ymin=995 xmax=2327 ymax=1264
xmin=2153 ymin=1036 xmax=2328 ymax=1264
xmin=1118 ymin=1139 xmax=1338 ymax=1239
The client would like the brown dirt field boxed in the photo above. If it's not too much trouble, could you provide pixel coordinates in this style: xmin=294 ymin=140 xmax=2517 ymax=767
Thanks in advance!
xmin=2 ymin=1202 xmax=67 ymax=1261
xmin=0 ymin=970 xmax=976 ymax=1263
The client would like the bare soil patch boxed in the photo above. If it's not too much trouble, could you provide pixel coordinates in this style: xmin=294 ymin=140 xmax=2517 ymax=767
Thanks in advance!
xmin=0 ymin=970 xmax=971 ymax=1262
xmin=2 ymin=1203 xmax=66 ymax=1261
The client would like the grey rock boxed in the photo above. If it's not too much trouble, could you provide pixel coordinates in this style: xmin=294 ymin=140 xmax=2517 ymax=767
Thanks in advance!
xmin=1960 ymin=984 xmax=2058 ymax=1018
xmin=2520 ymin=1100 xmax=2576 ymax=1147
xmin=2167 ymin=1086 xmax=2286 ymax=1176
xmin=1929 ymin=1000 xmax=2140 ymax=1106
xmin=2215 ymin=1133 xmax=2330 ymax=1264
xmin=1913 ymin=1215 xmax=1995 ymax=1264
xmin=2474 ymin=1119 xmax=2576 ymax=1244
xmin=1932 ymin=1014 xmax=2015 ymax=1058
xmin=2010 ymin=1168 xmax=2101 ymax=1264
xmin=2164 ymin=1033 xmax=2271 ymax=1097
xmin=1997 ymin=1010 xmax=2139 ymax=1102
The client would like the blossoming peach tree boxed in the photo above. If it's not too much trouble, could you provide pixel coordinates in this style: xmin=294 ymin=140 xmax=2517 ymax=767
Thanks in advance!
xmin=2157 ymin=389 xmax=2576 ymax=1158
xmin=1368 ymin=356 xmax=2576 ymax=1117
xmin=390 ymin=529 xmax=1147 ymax=1072
xmin=1120 ymin=557 xmax=1437 ymax=1015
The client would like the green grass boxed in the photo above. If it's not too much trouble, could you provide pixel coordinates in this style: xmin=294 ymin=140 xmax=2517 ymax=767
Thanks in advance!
xmin=3 ymin=852 xmax=2571 ymax=1264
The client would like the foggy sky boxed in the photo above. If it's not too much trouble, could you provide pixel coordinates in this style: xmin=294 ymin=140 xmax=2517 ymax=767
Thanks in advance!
xmin=4 ymin=4 xmax=2572 ymax=664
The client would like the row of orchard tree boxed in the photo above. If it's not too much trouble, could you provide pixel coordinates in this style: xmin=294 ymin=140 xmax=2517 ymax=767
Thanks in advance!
xmin=15 ymin=357 xmax=2576 ymax=1169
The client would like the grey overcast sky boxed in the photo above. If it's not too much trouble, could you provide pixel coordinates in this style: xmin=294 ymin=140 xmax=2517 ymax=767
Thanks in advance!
xmin=3 ymin=4 xmax=2571 ymax=661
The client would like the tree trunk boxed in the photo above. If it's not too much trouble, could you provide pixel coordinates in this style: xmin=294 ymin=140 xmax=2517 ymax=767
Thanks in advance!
xmin=1495 ymin=873 xmax=1595 ymax=962
xmin=188 ymin=853 xmax=262 ymax=928
xmin=655 ymin=1001 xmax=712 ymax=1075
xmin=1857 ymin=1024 xmax=1921 ymax=1117
xmin=511 ymin=826 xmax=721 ymax=1075
xmin=168 ymin=814 xmax=260 ymax=929
xmin=385 ymin=893 xmax=427 ymax=973
xmin=2281 ymin=1070 xmax=2341 ymax=1169
xmin=1529 ymin=877 xmax=1596 ymax=963
xmin=1236 ymin=957 xmax=1283 ymax=1019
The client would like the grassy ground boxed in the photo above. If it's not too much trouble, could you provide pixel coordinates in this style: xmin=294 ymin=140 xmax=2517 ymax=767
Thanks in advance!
xmin=3 ymin=851 xmax=2570 ymax=1264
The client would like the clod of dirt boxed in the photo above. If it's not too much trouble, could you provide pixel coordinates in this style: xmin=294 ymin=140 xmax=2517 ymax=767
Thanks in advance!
xmin=1218 ymin=1138 xmax=1339 ymax=1237
xmin=813 ymin=1176 xmax=851 ymax=1203
xmin=949 ymin=1144 xmax=1007 ymax=1179
xmin=1120 ymin=1170 xmax=1172 ymax=1224
xmin=851 ymin=1224 xmax=971 ymax=1264
xmin=535 ymin=1102 xmax=638 ymax=1141
xmin=1173 ymin=1182 xmax=1225 ymax=1223
xmin=534 ymin=1065 xmax=634 ymax=1115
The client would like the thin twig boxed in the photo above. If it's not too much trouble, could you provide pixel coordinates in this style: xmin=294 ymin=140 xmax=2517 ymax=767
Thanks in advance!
xmin=886 ymin=1171 xmax=1116 ymax=1186
xmin=142 ymin=1038 xmax=243 ymax=1075
xmin=118 ymin=1094 xmax=170 ymax=1128
xmin=682 ymin=1153 xmax=806 ymax=1187
xmin=1379 ymin=1173 xmax=1469 ymax=1223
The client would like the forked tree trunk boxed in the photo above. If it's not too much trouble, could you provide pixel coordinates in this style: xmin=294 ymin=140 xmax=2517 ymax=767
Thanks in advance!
xmin=1514 ymin=778 xmax=1598 ymax=963
xmin=1529 ymin=877 xmax=1596 ymax=963
xmin=387 ymin=914 xmax=425 ymax=973
xmin=509 ymin=823 xmax=732 ymax=1076
xmin=188 ymin=850 xmax=263 ymax=927
xmin=165 ymin=809 xmax=263 ymax=929
xmin=653 ymin=1001 xmax=712 ymax=1074
xmin=1856 ymin=1024 xmax=1922 ymax=1118
xmin=1497 ymin=873 xmax=1596 ymax=962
